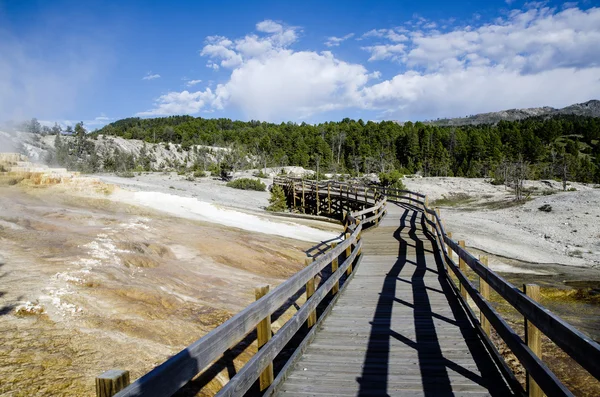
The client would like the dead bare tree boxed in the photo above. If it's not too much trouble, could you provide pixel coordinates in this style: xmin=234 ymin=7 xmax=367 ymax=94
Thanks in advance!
xmin=507 ymin=157 xmax=530 ymax=201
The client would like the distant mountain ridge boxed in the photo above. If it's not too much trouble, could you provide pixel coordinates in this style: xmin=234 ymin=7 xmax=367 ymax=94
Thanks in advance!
xmin=427 ymin=100 xmax=600 ymax=126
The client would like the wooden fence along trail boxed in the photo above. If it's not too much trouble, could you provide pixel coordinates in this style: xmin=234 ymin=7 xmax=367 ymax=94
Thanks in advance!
xmin=98 ymin=178 xmax=600 ymax=397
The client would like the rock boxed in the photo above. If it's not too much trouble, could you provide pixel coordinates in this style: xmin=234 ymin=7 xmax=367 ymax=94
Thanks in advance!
xmin=538 ymin=204 xmax=552 ymax=212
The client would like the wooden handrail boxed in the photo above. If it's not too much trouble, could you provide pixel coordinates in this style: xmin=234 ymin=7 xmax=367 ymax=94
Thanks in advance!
xmin=421 ymin=207 xmax=600 ymax=381
xmin=419 ymin=201 xmax=600 ymax=396
xmin=359 ymin=186 xmax=598 ymax=395
xmin=103 ymin=178 xmax=599 ymax=397
xmin=109 ymin=178 xmax=384 ymax=397
xmin=216 ymin=240 xmax=363 ymax=396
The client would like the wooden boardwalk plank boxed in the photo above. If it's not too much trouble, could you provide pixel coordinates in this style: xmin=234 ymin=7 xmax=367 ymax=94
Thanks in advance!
xmin=274 ymin=204 xmax=513 ymax=397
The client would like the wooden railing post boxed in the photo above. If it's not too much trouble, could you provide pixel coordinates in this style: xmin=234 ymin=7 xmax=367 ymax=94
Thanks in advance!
xmin=327 ymin=183 xmax=331 ymax=214
xmin=480 ymin=256 xmax=491 ymax=336
xmin=331 ymin=242 xmax=339 ymax=295
xmin=345 ymin=232 xmax=352 ymax=275
xmin=316 ymin=182 xmax=320 ymax=215
xmin=436 ymin=208 xmax=445 ymax=254
xmin=344 ymin=185 xmax=349 ymax=212
xmin=447 ymin=232 xmax=453 ymax=262
xmin=524 ymin=284 xmax=542 ymax=397
xmin=356 ymin=220 xmax=362 ymax=256
xmin=423 ymin=195 xmax=430 ymax=231
xmin=301 ymin=180 xmax=305 ymax=213
xmin=458 ymin=240 xmax=467 ymax=299
xmin=305 ymin=257 xmax=316 ymax=328
xmin=254 ymin=285 xmax=274 ymax=390
xmin=96 ymin=369 xmax=130 ymax=397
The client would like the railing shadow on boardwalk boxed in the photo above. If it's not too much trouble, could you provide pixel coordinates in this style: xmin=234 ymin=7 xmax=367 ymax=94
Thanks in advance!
xmin=357 ymin=203 xmax=513 ymax=397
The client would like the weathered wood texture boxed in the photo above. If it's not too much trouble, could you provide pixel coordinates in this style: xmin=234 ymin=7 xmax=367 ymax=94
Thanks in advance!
xmin=525 ymin=284 xmax=542 ymax=397
xmin=96 ymin=370 xmax=130 ymax=397
xmin=276 ymin=203 xmax=513 ymax=396
xmin=479 ymin=256 xmax=491 ymax=337
xmin=255 ymin=285 xmax=274 ymax=391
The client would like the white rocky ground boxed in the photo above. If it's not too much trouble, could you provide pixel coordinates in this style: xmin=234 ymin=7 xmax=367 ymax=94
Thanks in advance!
xmin=98 ymin=171 xmax=600 ymax=270
xmin=404 ymin=177 xmax=600 ymax=270
xmin=96 ymin=171 xmax=340 ymax=243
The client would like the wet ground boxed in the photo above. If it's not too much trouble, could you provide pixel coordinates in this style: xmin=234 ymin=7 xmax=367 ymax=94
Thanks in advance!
xmin=0 ymin=184 xmax=326 ymax=396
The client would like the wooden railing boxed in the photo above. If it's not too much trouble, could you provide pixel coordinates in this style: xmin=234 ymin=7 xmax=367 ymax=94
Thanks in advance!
xmin=272 ymin=177 xmax=386 ymax=221
xmin=97 ymin=179 xmax=386 ymax=397
xmin=97 ymin=179 xmax=599 ymax=397
xmin=380 ymin=188 xmax=600 ymax=397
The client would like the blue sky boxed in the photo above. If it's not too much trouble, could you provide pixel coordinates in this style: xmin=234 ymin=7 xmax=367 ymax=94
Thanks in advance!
xmin=1 ymin=0 xmax=599 ymax=129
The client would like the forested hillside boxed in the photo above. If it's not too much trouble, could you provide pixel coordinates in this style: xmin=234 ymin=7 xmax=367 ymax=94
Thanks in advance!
xmin=97 ymin=115 xmax=600 ymax=184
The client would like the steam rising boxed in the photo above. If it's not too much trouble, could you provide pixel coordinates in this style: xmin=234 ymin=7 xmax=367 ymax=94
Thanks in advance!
xmin=0 ymin=23 xmax=109 ymax=126
xmin=0 ymin=129 xmax=19 ymax=154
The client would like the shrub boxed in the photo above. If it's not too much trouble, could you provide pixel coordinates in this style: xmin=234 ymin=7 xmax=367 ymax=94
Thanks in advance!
xmin=254 ymin=169 xmax=267 ymax=178
xmin=378 ymin=170 xmax=405 ymax=190
xmin=307 ymin=171 xmax=326 ymax=181
xmin=207 ymin=163 xmax=220 ymax=174
xmin=226 ymin=178 xmax=266 ymax=191
xmin=116 ymin=171 xmax=135 ymax=178
xmin=267 ymin=185 xmax=287 ymax=212
xmin=568 ymin=187 xmax=577 ymax=192
xmin=538 ymin=204 xmax=552 ymax=212
xmin=220 ymin=163 xmax=233 ymax=181
xmin=193 ymin=170 xmax=206 ymax=178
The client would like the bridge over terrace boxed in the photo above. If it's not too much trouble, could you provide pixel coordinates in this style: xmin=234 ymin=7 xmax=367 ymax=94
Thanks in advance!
xmin=97 ymin=178 xmax=600 ymax=397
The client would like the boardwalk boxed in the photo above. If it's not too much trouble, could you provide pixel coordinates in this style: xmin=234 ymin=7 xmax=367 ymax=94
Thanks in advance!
xmin=275 ymin=203 xmax=513 ymax=396
xmin=109 ymin=180 xmax=599 ymax=397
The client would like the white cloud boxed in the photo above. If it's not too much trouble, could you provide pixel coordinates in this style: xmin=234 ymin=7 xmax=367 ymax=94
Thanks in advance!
xmin=362 ymin=66 xmax=600 ymax=119
xmin=141 ymin=19 xmax=373 ymax=120
xmin=324 ymin=33 xmax=354 ymax=47
xmin=256 ymin=20 xmax=284 ymax=34
xmin=200 ymin=22 xmax=299 ymax=69
xmin=138 ymin=7 xmax=600 ymax=121
xmin=362 ymin=44 xmax=406 ymax=61
xmin=142 ymin=72 xmax=161 ymax=80
xmin=362 ymin=29 xmax=408 ymax=42
xmin=214 ymin=50 xmax=370 ymax=120
xmin=137 ymin=89 xmax=216 ymax=116
xmin=402 ymin=7 xmax=600 ymax=74
xmin=201 ymin=36 xmax=243 ymax=68
xmin=186 ymin=79 xmax=202 ymax=87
